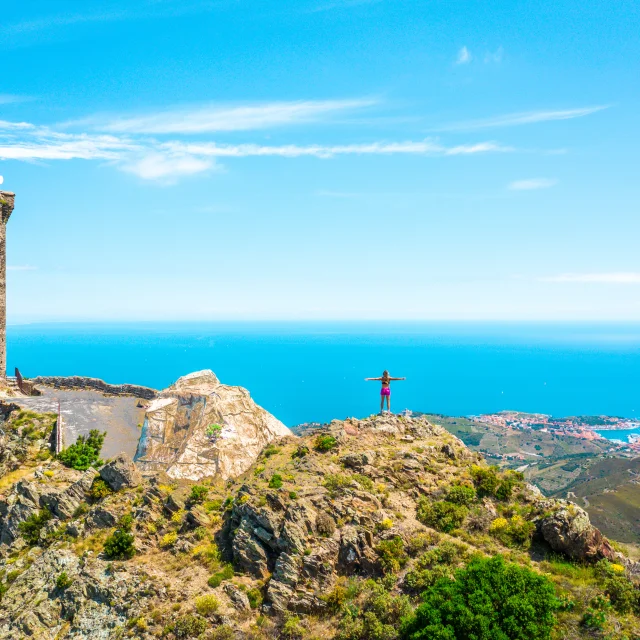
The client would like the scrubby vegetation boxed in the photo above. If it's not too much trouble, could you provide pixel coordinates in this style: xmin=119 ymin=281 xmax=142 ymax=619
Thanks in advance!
xmin=58 ymin=429 xmax=106 ymax=471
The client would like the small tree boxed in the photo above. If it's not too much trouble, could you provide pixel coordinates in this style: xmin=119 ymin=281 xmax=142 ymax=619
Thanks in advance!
xmin=189 ymin=485 xmax=209 ymax=505
xmin=58 ymin=429 xmax=106 ymax=471
xmin=400 ymin=555 xmax=558 ymax=640
xmin=103 ymin=513 xmax=135 ymax=559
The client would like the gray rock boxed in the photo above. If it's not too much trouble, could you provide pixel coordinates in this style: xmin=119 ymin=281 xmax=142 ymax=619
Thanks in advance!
xmin=86 ymin=506 xmax=117 ymax=530
xmin=99 ymin=453 xmax=142 ymax=491
xmin=232 ymin=520 xmax=270 ymax=578
xmin=223 ymin=583 xmax=250 ymax=611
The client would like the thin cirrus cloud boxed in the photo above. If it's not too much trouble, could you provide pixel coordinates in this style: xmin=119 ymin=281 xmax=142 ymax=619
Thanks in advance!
xmin=508 ymin=178 xmax=557 ymax=191
xmin=82 ymin=98 xmax=379 ymax=134
xmin=434 ymin=105 xmax=610 ymax=132
xmin=0 ymin=107 xmax=516 ymax=182
xmin=541 ymin=273 xmax=640 ymax=284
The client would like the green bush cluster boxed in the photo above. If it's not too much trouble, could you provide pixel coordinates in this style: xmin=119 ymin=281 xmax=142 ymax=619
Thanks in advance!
xmin=88 ymin=477 xmax=113 ymax=501
xmin=269 ymin=473 xmax=284 ymax=489
xmin=189 ymin=485 xmax=209 ymax=504
xmin=376 ymin=536 xmax=408 ymax=574
xmin=470 ymin=466 xmax=523 ymax=501
xmin=208 ymin=564 xmax=234 ymax=588
xmin=489 ymin=516 xmax=535 ymax=549
xmin=103 ymin=513 xmax=135 ymax=559
xmin=58 ymin=429 xmax=106 ymax=471
xmin=401 ymin=555 xmax=558 ymax=640
xmin=247 ymin=587 xmax=263 ymax=609
xmin=314 ymin=434 xmax=338 ymax=452
xmin=416 ymin=497 xmax=468 ymax=533
xmin=446 ymin=484 xmax=476 ymax=506
xmin=404 ymin=540 xmax=468 ymax=593
xmin=18 ymin=509 xmax=53 ymax=546
xmin=172 ymin=614 xmax=207 ymax=638
xmin=195 ymin=594 xmax=219 ymax=616
xmin=335 ymin=579 xmax=412 ymax=640
xmin=323 ymin=473 xmax=353 ymax=495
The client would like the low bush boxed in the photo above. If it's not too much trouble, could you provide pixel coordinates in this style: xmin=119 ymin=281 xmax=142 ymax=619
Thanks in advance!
xmin=489 ymin=515 xmax=535 ymax=549
xmin=58 ymin=429 xmax=106 ymax=471
xmin=376 ymin=536 xmax=408 ymax=574
xmin=208 ymin=564 xmax=234 ymax=588
xmin=470 ymin=465 xmax=500 ymax=498
xmin=56 ymin=571 xmax=73 ymax=590
xmin=416 ymin=498 xmax=467 ymax=533
xmin=195 ymin=594 xmax=219 ymax=616
xmin=401 ymin=555 xmax=558 ymax=640
xmin=446 ymin=484 xmax=476 ymax=506
xmin=323 ymin=473 xmax=353 ymax=495
xmin=88 ymin=477 xmax=113 ymax=501
xmin=316 ymin=512 xmax=337 ymax=537
xmin=247 ymin=587 xmax=263 ymax=609
xmin=292 ymin=445 xmax=310 ymax=459
xmin=161 ymin=531 xmax=178 ymax=548
xmin=189 ymin=485 xmax=209 ymax=505
xmin=314 ymin=434 xmax=338 ymax=452
xmin=269 ymin=474 xmax=283 ymax=489
xmin=263 ymin=444 xmax=281 ymax=458
xmin=19 ymin=509 xmax=53 ymax=546
xmin=173 ymin=614 xmax=207 ymax=638
xmin=103 ymin=529 xmax=135 ymax=559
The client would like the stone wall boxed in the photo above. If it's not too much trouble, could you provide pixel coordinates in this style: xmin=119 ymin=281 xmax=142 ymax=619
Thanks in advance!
xmin=31 ymin=376 xmax=157 ymax=400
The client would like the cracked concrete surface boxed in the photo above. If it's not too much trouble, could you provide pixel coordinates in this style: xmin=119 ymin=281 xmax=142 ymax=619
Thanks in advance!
xmin=7 ymin=387 xmax=146 ymax=458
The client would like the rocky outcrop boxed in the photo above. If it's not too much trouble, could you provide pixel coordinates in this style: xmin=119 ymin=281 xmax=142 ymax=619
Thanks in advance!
xmin=32 ymin=376 xmax=157 ymax=400
xmin=134 ymin=370 xmax=293 ymax=481
xmin=99 ymin=453 xmax=142 ymax=491
xmin=538 ymin=503 xmax=616 ymax=562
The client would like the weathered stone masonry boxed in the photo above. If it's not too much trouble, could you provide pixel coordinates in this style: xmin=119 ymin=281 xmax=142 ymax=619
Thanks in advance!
xmin=0 ymin=191 xmax=15 ymax=381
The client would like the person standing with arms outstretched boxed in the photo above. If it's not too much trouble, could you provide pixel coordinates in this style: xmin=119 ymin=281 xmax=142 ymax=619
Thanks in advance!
xmin=365 ymin=370 xmax=406 ymax=413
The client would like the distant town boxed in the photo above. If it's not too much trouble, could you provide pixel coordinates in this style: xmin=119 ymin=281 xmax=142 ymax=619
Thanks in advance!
xmin=470 ymin=411 xmax=640 ymax=451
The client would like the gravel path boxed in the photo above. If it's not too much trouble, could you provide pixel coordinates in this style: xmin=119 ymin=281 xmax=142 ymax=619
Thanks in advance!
xmin=7 ymin=388 xmax=147 ymax=458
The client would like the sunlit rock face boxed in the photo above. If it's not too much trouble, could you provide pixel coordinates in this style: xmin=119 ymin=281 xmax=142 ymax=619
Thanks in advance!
xmin=134 ymin=370 xmax=293 ymax=481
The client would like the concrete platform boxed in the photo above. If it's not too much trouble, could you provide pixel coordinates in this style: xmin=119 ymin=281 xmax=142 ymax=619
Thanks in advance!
xmin=6 ymin=387 xmax=147 ymax=459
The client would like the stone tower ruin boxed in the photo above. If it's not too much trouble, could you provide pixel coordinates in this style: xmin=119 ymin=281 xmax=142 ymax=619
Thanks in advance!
xmin=0 ymin=191 xmax=15 ymax=380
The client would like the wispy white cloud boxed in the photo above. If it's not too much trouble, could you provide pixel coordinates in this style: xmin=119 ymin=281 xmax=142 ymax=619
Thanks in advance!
xmin=434 ymin=105 xmax=610 ymax=132
xmin=508 ymin=178 xmax=557 ymax=191
xmin=541 ymin=273 xmax=640 ymax=284
xmin=7 ymin=265 xmax=37 ymax=271
xmin=86 ymin=98 xmax=379 ymax=134
xmin=484 ymin=46 xmax=503 ymax=63
xmin=456 ymin=46 xmax=472 ymax=65
xmin=0 ymin=110 xmax=515 ymax=182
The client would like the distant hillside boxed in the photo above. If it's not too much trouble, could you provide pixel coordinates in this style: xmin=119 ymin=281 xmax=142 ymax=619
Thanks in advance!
xmin=431 ymin=413 xmax=640 ymax=543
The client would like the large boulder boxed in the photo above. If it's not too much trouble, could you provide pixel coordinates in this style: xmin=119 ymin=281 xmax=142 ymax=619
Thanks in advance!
xmin=99 ymin=453 xmax=142 ymax=491
xmin=134 ymin=370 xmax=293 ymax=481
xmin=538 ymin=504 xmax=616 ymax=562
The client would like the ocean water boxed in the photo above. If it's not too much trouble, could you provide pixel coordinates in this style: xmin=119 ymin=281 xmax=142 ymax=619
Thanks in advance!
xmin=7 ymin=322 xmax=640 ymax=427
xmin=595 ymin=428 xmax=640 ymax=444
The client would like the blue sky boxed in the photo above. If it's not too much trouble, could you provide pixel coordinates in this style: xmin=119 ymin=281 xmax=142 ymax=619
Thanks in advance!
xmin=1 ymin=0 xmax=639 ymax=322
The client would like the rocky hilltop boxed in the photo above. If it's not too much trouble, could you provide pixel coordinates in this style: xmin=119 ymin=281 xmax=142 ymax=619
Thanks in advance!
xmin=134 ymin=370 xmax=292 ymax=481
xmin=0 ymin=390 xmax=638 ymax=639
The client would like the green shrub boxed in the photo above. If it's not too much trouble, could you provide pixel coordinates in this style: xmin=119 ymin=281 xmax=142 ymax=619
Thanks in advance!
xmin=489 ymin=516 xmax=535 ymax=549
xmin=281 ymin=615 xmax=306 ymax=639
xmin=353 ymin=474 xmax=374 ymax=491
xmin=263 ymin=444 xmax=281 ymax=457
xmin=323 ymin=473 xmax=353 ymax=495
xmin=289 ymin=491 xmax=298 ymax=500
xmin=88 ymin=477 xmax=113 ymax=501
xmin=470 ymin=465 xmax=500 ymax=498
xmin=316 ymin=512 xmax=336 ymax=537
xmin=58 ymin=430 xmax=106 ymax=471
xmin=195 ymin=594 xmax=219 ymax=616
xmin=314 ymin=434 xmax=338 ymax=452
xmin=604 ymin=575 xmax=640 ymax=614
xmin=292 ymin=445 xmax=310 ymax=459
xmin=189 ymin=485 xmax=209 ymax=504
xmin=416 ymin=498 xmax=467 ymax=533
xmin=173 ymin=614 xmax=207 ymax=638
xmin=401 ymin=555 xmax=558 ymax=640
xmin=56 ymin=571 xmax=73 ymax=590
xmin=446 ymin=484 xmax=476 ymax=506
xmin=206 ymin=424 xmax=222 ymax=438
xmin=269 ymin=473 xmax=283 ymax=489
xmin=208 ymin=564 xmax=234 ymax=588
xmin=104 ymin=525 xmax=135 ymax=559
xmin=376 ymin=536 xmax=408 ymax=574
xmin=247 ymin=587 xmax=263 ymax=609
xmin=404 ymin=541 xmax=468 ymax=593
xmin=18 ymin=509 xmax=53 ymax=546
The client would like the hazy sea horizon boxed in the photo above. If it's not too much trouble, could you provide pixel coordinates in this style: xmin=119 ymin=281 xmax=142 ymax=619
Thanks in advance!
xmin=7 ymin=321 xmax=640 ymax=427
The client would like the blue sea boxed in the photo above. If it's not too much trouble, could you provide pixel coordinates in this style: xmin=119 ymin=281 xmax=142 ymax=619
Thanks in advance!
xmin=7 ymin=322 xmax=640 ymax=428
